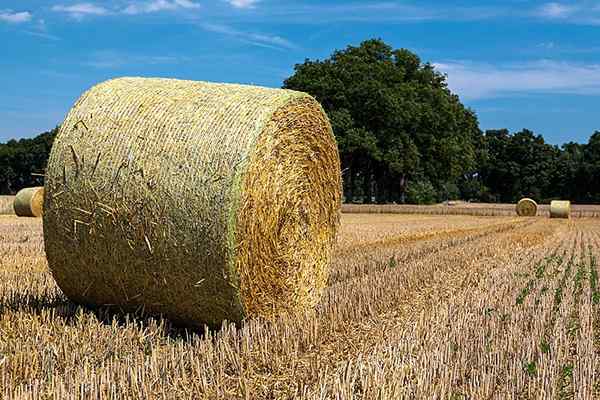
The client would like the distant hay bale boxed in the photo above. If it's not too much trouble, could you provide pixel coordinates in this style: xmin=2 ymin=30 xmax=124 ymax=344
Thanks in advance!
xmin=0 ymin=196 xmax=15 ymax=215
xmin=550 ymin=200 xmax=571 ymax=219
xmin=43 ymin=77 xmax=342 ymax=328
xmin=14 ymin=187 xmax=44 ymax=217
xmin=516 ymin=198 xmax=538 ymax=217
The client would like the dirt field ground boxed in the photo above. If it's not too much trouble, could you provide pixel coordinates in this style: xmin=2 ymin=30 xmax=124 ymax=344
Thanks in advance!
xmin=1 ymin=214 xmax=599 ymax=398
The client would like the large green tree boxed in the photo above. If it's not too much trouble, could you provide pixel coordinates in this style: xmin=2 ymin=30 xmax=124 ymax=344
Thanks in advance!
xmin=283 ymin=39 xmax=482 ymax=203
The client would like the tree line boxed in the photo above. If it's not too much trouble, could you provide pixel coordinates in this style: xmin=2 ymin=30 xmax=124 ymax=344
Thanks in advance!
xmin=1 ymin=39 xmax=598 ymax=204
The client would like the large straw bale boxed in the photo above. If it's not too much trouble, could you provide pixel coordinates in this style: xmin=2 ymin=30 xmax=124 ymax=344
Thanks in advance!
xmin=14 ymin=187 xmax=44 ymax=217
xmin=550 ymin=200 xmax=571 ymax=219
xmin=43 ymin=77 xmax=342 ymax=328
xmin=516 ymin=198 xmax=537 ymax=217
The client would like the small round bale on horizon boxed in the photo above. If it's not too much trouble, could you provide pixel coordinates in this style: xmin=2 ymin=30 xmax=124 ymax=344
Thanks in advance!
xmin=550 ymin=200 xmax=571 ymax=219
xmin=516 ymin=198 xmax=538 ymax=217
xmin=14 ymin=187 xmax=44 ymax=217
xmin=43 ymin=77 xmax=342 ymax=328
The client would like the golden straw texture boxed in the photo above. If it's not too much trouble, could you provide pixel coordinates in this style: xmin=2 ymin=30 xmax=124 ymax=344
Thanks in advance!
xmin=550 ymin=200 xmax=571 ymax=219
xmin=516 ymin=198 xmax=537 ymax=217
xmin=43 ymin=77 xmax=342 ymax=328
xmin=13 ymin=187 xmax=44 ymax=217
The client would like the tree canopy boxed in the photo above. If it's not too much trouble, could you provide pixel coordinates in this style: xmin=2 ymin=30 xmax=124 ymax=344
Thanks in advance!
xmin=284 ymin=39 xmax=482 ymax=203
xmin=0 ymin=127 xmax=57 ymax=194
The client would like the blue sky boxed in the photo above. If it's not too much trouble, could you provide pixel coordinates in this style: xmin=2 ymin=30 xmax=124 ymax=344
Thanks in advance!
xmin=1 ymin=1 xmax=600 ymax=145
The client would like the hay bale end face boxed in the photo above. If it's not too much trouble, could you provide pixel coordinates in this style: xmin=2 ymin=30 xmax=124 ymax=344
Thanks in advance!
xmin=14 ymin=187 xmax=44 ymax=217
xmin=516 ymin=198 xmax=538 ymax=217
xmin=550 ymin=200 xmax=571 ymax=219
xmin=43 ymin=77 xmax=342 ymax=328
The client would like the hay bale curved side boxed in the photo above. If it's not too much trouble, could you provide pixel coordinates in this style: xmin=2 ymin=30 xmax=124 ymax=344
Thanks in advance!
xmin=550 ymin=200 xmax=571 ymax=219
xmin=43 ymin=77 xmax=342 ymax=328
xmin=516 ymin=198 xmax=538 ymax=217
xmin=14 ymin=187 xmax=44 ymax=217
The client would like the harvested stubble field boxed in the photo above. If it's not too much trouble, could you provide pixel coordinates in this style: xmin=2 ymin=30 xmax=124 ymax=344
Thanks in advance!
xmin=1 ymin=213 xmax=600 ymax=399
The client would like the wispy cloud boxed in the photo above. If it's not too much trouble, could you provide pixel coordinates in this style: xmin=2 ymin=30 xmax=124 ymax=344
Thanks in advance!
xmin=23 ymin=19 xmax=61 ymax=41
xmin=532 ymin=41 xmax=600 ymax=55
xmin=123 ymin=0 xmax=200 ymax=15
xmin=52 ymin=3 xmax=110 ymax=20
xmin=537 ymin=2 xmax=577 ymax=18
xmin=227 ymin=0 xmax=260 ymax=9
xmin=83 ymin=50 xmax=190 ymax=68
xmin=226 ymin=2 xmax=513 ymax=24
xmin=435 ymin=60 xmax=600 ymax=100
xmin=201 ymin=23 xmax=296 ymax=50
xmin=0 ymin=10 xmax=32 ymax=23
xmin=52 ymin=1 xmax=200 ymax=18
xmin=534 ymin=2 xmax=600 ymax=25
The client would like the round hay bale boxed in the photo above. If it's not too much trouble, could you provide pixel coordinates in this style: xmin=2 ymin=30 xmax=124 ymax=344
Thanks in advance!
xmin=43 ymin=77 xmax=342 ymax=328
xmin=14 ymin=187 xmax=44 ymax=217
xmin=516 ymin=198 xmax=537 ymax=217
xmin=550 ymin=200 xmax=571 ymax=219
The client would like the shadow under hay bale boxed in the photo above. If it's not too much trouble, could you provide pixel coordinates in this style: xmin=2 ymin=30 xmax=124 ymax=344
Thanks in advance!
xmin=14 ymin=187 xmax=44 ymax=217
xmin=43 ymin=77 xmax=342 ymax=329
xmin=516 ymin=198 xmax=538 ymax=217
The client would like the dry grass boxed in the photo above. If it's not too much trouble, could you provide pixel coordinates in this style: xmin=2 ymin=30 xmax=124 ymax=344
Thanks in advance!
xmin=0 ymin=196 xmax=14 ymax=215
xmin=1 ymin=213 xmax=599 ymax=398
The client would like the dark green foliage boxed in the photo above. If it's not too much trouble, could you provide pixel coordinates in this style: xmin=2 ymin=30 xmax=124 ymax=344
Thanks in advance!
xmin=480 ymin=129 xmax=559 ymax=203
xmin=406 ymin=179 xmax=438 ymax=205
xmin=480 ymin=129 xmax=600 ymax=203
xmin=284 ymin=39 xmax=481 ymax=203
xmin=0 ymin=127 xmax=58 ymax=194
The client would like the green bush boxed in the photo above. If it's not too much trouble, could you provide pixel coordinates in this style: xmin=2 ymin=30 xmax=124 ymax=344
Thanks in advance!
xmin=406 ymin=180 xmax=438 ymax=204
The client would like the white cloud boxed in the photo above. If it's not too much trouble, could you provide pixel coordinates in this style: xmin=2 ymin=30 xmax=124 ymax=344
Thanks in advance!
xmin=123 ymin=0 xmax=200 ymax=15
xmin=434 ymin=60 xmax=600 ymax=100
xmin=0 ymin=10 xmax=32 ymax=23
xmin=227 ymin=0 xmax=259 ymax=9
xmin=532 ymin=2 xmax=600 ymax=25
xmin=201 ymin=23 xmax=296 ymax=50
xmin=52 ymin=3 xmax=110 ymax=19
xmin=537 ymin=2 xmax=576 ymax=18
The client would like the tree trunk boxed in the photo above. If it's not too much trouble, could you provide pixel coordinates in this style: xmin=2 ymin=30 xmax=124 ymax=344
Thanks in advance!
xmin=346 ymin=167 xmax=354 ymax=203
xmin=399 ymin=174 xmax=407 ymax=204
xmin=363 ymin=170 xmax=372 ymax=204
